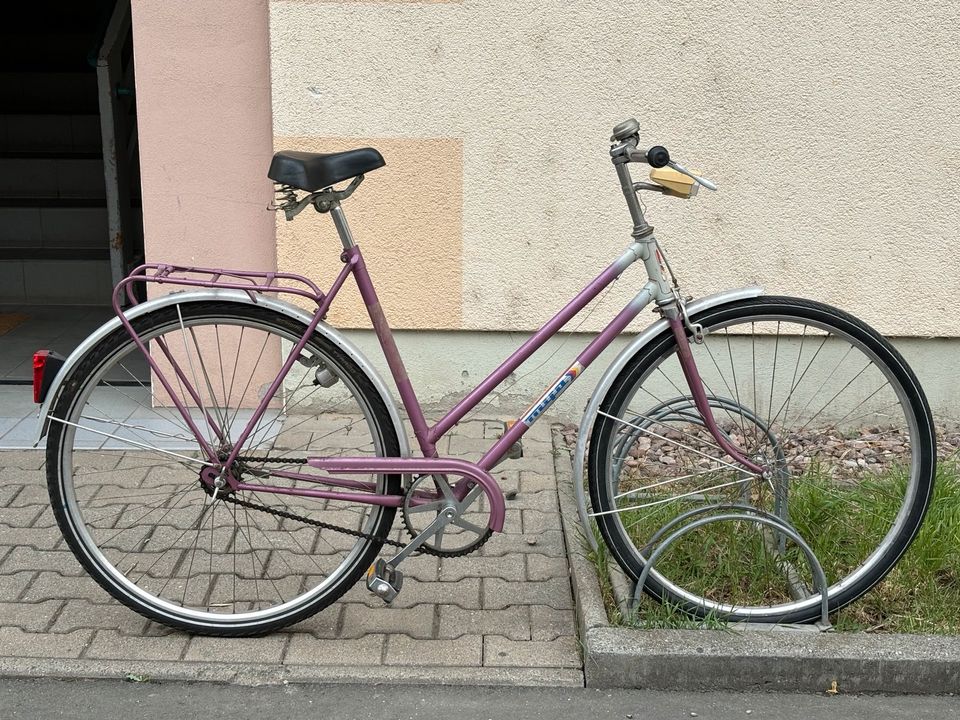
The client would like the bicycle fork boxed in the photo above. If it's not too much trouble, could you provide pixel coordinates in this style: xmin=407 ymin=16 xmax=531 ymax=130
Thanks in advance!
xmin=664 ymin=308 xmax=768 ymax=478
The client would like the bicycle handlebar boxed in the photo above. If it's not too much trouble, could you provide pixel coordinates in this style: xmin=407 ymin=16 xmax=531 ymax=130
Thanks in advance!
xmin=614 ymin=119 xmax=716 ymax=191
xmin=628 ymin=145 xmax=670 ymax=168
xmin=669 ymin=161 xmax=717 ymax=191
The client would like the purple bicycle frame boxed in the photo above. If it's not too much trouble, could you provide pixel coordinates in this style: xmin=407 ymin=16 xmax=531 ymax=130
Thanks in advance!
xmin=115 ymin=239 xmax=763 ymax=535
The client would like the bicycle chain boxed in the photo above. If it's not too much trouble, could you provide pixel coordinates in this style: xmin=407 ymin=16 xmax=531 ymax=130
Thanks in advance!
xmin=235 ymin=454 xmax=309 ymax=465
xmin=228 ymin=455 xmax=494 ymax=556
xmin=225 ymin=454 xmax=405 ymax=548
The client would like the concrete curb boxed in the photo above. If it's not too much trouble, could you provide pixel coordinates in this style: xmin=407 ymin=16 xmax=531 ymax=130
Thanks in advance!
xmin=550 ymin=426 xmax=960 ymax=694
xmin=0 ymin=657 xmax=582 ymax=688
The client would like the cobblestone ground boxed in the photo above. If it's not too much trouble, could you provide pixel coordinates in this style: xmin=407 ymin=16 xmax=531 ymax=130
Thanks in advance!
xmin=0 ymin=418 xmax=582 ymax=685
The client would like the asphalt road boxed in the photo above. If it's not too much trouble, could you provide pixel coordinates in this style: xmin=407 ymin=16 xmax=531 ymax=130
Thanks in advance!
xmin=1 ymin=678 xmax=958 ymax=719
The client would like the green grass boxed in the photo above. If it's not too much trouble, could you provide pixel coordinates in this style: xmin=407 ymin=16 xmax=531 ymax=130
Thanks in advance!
xmin=627 ymin=599 xmax=731 ymax=631
xmin=586 ymin=524 xmax=731 ymax=630
xmin=585 ymin=523 xmax=625 ymax=625
xmin=589 ymin=458 xmax=960 ymax=633
xmin=829 ymin=460 xmax=960 ymax=633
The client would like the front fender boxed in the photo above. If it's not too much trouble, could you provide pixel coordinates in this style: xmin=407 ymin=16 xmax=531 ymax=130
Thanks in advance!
xmin=571 ymin=286 xmax=764 ymax=549
xmin=34 ymin=289 xmax=411 ymax=458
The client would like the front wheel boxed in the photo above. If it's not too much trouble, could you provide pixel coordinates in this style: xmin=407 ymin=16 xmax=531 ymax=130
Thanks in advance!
xmin=588 ymin=296 xmax=936 ymax=624
xmin=46 ymin=301 xmax=401 ymax=636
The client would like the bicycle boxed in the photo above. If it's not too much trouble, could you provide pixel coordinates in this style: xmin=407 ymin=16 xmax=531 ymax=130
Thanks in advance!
xmin=33 ymin=118 xmax=936 ymax=635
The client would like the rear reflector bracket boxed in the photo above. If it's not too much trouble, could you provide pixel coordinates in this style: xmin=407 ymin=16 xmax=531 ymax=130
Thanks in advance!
xmin=33 ymin=350 xmax=66 ymax=404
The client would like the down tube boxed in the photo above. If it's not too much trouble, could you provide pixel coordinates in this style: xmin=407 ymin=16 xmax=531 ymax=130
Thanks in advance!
xmin=430 ymin=244 xmax=648 ymax=443
xmin=478 ymin=281 xmax=657 ymax=470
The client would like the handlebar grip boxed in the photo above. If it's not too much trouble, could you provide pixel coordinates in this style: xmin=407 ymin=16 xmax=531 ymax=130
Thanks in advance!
xmin=646 ymin=146 xmax=670 ymax=168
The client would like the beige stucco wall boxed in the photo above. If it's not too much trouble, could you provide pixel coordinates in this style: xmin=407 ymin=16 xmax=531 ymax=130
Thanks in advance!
xmin=275 ymin=136 xmax=464 ymax=328
xmin=270 ymin=0 xmax=959 ymax=337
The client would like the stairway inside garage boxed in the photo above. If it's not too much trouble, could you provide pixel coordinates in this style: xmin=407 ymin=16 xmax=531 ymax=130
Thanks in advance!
xmin=0 ymin=1 xmax=143 ymax=387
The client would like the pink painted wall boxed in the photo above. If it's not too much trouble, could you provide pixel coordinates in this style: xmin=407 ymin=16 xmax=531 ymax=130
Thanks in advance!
xmin=130 ymin=0 xmax=276 ymax=271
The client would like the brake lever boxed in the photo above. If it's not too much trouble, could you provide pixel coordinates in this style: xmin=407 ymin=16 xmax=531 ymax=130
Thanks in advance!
xmin=667 ymin=161 xmax=717 ymax=191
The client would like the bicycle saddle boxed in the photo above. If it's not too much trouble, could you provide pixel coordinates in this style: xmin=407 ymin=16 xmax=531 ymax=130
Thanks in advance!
xmin=268 ymin=147 xmax=385 ymax=191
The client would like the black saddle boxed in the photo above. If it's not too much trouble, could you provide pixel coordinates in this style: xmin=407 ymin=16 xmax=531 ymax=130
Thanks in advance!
xmin=268 ymin=148 xmax=385 ymax=192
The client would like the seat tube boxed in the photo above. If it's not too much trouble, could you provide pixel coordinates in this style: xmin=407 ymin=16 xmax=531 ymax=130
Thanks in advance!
xmin=330 ymin=203 xmax=356 ymax=250
xmin=334 ymin=211 xmax=435 ymax=456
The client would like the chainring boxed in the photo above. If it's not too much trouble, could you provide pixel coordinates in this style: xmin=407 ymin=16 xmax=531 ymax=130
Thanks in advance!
xmin=401 ymin=474 xmax=493 ymax=557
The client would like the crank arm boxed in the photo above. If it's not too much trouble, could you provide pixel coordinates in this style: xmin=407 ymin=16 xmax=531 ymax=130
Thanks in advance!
xmin=388 ymin=503 xmax=457 ymax=568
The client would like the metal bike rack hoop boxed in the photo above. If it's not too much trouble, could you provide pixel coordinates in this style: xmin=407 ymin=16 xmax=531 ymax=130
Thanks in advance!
xmin=631 ymin=504 xmax=831 ymax=628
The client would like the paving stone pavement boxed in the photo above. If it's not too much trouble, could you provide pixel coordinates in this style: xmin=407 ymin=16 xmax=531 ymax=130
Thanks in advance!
xmin=0 ymin=417 xmax=583 ymax=686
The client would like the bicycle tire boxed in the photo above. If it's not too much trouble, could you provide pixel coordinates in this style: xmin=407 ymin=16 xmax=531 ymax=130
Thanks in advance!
xmin=588 ymin=296 xmax=936 ymax=623
xmin=46 ymin=301 xmax=401 ymax=636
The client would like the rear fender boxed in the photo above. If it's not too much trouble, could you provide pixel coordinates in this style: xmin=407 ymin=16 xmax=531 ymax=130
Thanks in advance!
xmin=34 ymin=289 xmax=411 ymax=458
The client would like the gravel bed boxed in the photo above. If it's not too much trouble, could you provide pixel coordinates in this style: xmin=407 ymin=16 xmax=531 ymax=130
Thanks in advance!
xmin=560 ymin=422 xmax=959 ymax=482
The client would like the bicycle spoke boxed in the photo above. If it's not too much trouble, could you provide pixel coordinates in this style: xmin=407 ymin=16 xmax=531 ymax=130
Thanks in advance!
xmin=49 ymin=415 xmax=211 ymax=467
xmin=782 ymin=343 xmax=856 ymax=435
xmin=74 ymin=462 xmax=176 ymax=479
xmin=180 ymin=495 xmax=216 ymax=608
xmin=226 ymin=330 xmax=271 ymax=435
xmin=613 ymin=465 xmax=732 ymax=501
xmin=702 ymin=340 xmax=751 ymax=440
xmin=830 ymin=396 xmax=900 ymax=429
xmin=235 ymin=498 xmax=294 ymax=605
xmin=103 ymin=362 xmax=197 ymax=440
xmin=215 ymin=325 xmax=230 ymax=433
xmin=592 ymin=475 xmax=750 ymax=516
xmin=79 ymin=412 xmax=197 ymax=444
xmin=768 ymin=331 xmax=829 ymax=432
xmin=190 ymin=325 xmax=230 ymax=436
xmin=239 ymin=353 xmax=326 ymax=454
xmin=646 ymin=359 xmax=750 ymax=458
xmin=598 ymin=411 xmax=748 ymax=473
xmin=765 ymin=322 xmax=781 ymax=434
xmin=224 ymin=325 xmax=244 ymax=428
xmin=244 ymin=488 xmax=333 ymax=577
xmin=724 ymin=328 xmax=750 ymax=444
xmin=176 ymin=305 xmax=220 ymax=448
xmin=239 ymin=501 xmax=267 ymax=610
xmin=87 ymin=480 xmax=197 ymax=539
xmin=790 ymin=361 xmax=873 ymax=436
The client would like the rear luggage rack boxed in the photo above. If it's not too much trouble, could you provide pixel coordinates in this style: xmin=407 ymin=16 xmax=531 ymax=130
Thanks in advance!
xmin=114 ymin=263 xmax=326 ymax=310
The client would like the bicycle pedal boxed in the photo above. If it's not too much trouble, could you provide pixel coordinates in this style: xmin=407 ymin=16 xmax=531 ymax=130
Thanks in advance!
xmin=366 ymin=559 xmax=403 ymax=603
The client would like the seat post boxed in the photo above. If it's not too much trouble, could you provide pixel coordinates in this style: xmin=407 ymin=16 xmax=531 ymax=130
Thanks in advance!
xmin=329 ymin=202 xmax=356 ymax=250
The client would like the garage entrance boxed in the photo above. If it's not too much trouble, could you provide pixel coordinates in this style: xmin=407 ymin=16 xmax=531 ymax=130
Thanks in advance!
xmin=0 ymin=0 xmax=143 ymax=383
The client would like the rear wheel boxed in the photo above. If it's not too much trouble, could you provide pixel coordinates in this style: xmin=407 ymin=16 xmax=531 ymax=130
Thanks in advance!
xmin=588 ymin=296 xmax=935 ymax=623
xmin=46 ymin=301 xmax=401 ymax=635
